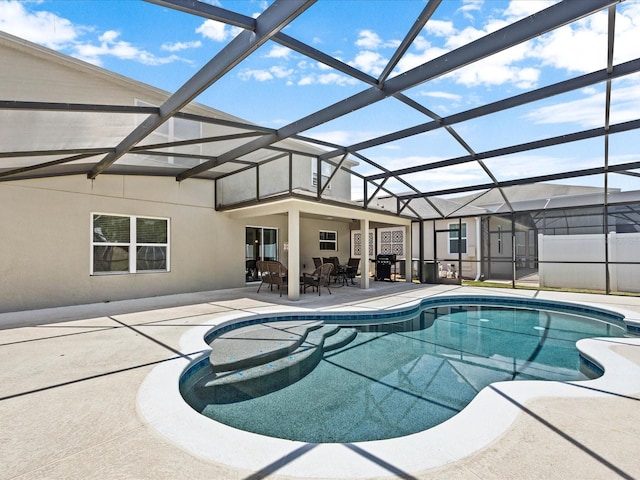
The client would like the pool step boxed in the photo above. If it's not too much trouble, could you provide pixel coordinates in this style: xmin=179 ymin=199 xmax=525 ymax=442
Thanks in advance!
xmin=208 ymin=320 xmax=323 ymax=372
xmin=322 ymin=326 xmax=358 ymax=351
xmin=192 ymin=324 xmax=357 ymax=404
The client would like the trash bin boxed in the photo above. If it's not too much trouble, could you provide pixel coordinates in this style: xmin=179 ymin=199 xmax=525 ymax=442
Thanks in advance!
xmin=422 ymin=261 xmax=437 ymax=284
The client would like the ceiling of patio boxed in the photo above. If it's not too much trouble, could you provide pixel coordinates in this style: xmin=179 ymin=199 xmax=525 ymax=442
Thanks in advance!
xmin=1 ymin=0 xmax=639 ymax=220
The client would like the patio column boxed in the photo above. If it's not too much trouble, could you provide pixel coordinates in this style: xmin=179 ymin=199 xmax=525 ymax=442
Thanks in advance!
xmin=287 ymin=205 xmax=300 ymax=300
xmin=361 ymin=218 xmax=370 ymax=289
xmin=405 ymin=221 xmax=412 ymax=283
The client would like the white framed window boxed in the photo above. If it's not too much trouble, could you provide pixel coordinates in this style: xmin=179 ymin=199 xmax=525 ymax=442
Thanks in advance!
xmin=91 ymin=213 xmax=170 ymax=274
xmin=497 ymin=225 xmax=503 ymax=254
xmin=319 ymin=230 xmax=337 ymax=251
xmin=312 ymin=161 xmax=332 ymax=190
xmin=448 ymin=223 xmax=467 ymax=254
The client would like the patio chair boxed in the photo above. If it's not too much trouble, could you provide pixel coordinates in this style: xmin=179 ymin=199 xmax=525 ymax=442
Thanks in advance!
xmin=256 ymin=260 xmax=288 ymax=296
xmin=312 ymin=257 xmax=322 ymax=268
xmin=301 ymin=263 xmax=333 ymax=295
xmin=346 ymin=257 xmax=360 ymax=284
xmin=323 ymin=256 xmax=341 ymax=283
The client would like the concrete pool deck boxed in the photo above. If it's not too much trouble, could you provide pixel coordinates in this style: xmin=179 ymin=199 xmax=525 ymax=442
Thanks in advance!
xmin=1 ymin=282 xmax=639 ymax=480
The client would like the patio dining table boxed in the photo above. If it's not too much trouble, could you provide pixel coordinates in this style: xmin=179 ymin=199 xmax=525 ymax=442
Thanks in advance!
xmin=335 ymin=263 xmax=356 ymax=286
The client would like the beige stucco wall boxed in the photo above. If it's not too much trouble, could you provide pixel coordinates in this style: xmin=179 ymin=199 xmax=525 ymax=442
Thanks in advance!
xmin=241 ymin=215 xmax=352 ymax=273
xmin=298 ymin=219 xmax=352 ymax=271
xmin=0 ymin=175 xmax=247 ymax=313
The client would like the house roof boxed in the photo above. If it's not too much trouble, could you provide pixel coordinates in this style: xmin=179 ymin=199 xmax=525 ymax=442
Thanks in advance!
xmin=1 ymin=0 xmax=639 ymax=221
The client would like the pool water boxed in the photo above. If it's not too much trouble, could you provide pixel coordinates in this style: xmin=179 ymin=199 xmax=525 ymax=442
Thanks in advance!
xmin=181 ymin=304 xmax=626 ymax=443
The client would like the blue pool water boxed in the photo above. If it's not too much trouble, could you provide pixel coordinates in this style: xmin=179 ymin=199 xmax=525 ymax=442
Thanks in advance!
xmin=181 ymin=303 xmax=627 ymax=443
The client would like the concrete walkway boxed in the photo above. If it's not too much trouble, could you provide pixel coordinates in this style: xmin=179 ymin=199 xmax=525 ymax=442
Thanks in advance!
xmin=1 ymin=282 xmax=639 ymax=480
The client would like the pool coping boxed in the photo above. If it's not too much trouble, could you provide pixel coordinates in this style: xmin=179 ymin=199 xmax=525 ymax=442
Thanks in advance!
xmin=136 ymin=294 xmax=640 ymax=479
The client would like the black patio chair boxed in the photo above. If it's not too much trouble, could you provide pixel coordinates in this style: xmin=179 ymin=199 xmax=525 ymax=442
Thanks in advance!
xmin=346 ymin=257 xmax=360 ymax=284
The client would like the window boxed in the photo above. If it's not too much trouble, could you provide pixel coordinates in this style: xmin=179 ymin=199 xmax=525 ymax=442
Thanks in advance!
xmin=448 ymin=223 xmax=467 ymax=254
xmin=312 ymin=161 xmax=332 ymax=190
xmin=497 ymin=225 xmax=503 ymax=254
xmin=92 ymin=214 xmax=169 ymax=274
xmin=319 ymin=230 xmax=337 ymax=251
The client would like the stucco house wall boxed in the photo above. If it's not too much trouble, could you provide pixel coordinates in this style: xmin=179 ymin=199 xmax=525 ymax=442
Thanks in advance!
xmin=298 ymin=219 xmax=352 ymax=271
xmin=0 ymin=175 xmax=248 ymax=313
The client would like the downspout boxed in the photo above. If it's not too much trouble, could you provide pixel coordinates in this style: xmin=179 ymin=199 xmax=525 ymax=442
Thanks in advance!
xmin=475 ymin=217 xmax=482 ymax=281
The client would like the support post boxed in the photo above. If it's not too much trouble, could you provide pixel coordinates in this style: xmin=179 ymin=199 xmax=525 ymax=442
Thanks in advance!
xmin=406 ymin=221 xmax=413 ymax=283
xmin=287 ymin=206 xmax=300 ymax=300
xmin=361 ymin=218 xmax=370 ymax=289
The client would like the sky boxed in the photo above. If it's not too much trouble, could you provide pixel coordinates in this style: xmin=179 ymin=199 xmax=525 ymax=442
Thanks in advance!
xmin=1 ymin=0 xmax=640 ymax=197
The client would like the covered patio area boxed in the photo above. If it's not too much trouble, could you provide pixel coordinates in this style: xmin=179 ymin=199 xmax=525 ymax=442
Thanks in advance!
xmin=228 ymin=197 xmax=414 ymax=300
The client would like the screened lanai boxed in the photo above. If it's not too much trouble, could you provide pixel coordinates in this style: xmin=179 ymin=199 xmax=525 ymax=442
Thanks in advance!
xmin=1 ymin=0 xmax=640 ymax=299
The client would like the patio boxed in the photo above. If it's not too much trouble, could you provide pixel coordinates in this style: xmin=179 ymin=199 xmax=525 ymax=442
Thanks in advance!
xmin=1 ymin=282 xmax=639 ymax=480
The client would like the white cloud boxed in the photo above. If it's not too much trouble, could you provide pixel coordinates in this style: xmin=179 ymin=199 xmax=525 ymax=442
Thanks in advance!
xmin=443 ymin=26 xmax=478 ymax=51
xmin=532 ymin=17 xmax=607 ymax=73
xmin=316 ymin=72 xmax=358 ymax=86
xmin=503 ymin=1 xmax=556 ymax=21
xmin=457 ymin=0 xmax=483 ymax=20
xmin=161 ymin=40 xmax=202 ymax=52
xmin=524 ymin=83 xmax=640 ymax=128
xmin=73 ymin=30 xmax=182 ymax=66
xmin=614 ymin=2 xmax=640 ymax=64
xmin=238 ymin=65 xmax=293 ymax=82
xmin=356 ymin=30 xmax=382 ymax=50
xmin=239 ymin=69 xmax=273 ymax=82
xmin=349 ymin=50 xmax=387 ymax=76
xmin=270 ymin=65 xmax=293 ymax=79
xmin=395 ymin=37 xmax=448 ymax=74
xmin=196 ymin=19 xmax=235 ymax=41
xmin=0 ymin=0 xmax=80 ymax=49
xmin=307 ymin=129 xmax=389 ymax=146
xmin=298 ymin=75 xmax=314 ymax=86
xmin=420 ymin=91 xmax=463 ymax=102
xmin=265 ymin=45 xmax=292 ymax=59
xmin=409 ymin=12 xmax=540 ymax=88
xmin=532 ymin=4 xmax=640 ymax=74
xmin=288 ymin=64 xmax=359 ymax=86
xmin=401 ymin=0 xmax=640 ymax=91
xmin=0 ymin=1 xmax=190 ymax=67
xmin=425 ymin=20 xmax=456 ymax=37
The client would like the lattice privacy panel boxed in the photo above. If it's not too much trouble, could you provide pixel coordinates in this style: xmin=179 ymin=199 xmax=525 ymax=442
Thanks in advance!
xmin=352 ymin=231 xmax=374 ymax=257
xmin=379 ymin=228 xmax=405 ymax=256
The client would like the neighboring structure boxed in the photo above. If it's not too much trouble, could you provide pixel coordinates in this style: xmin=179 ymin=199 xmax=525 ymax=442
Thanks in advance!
xmin=417 ymin=185 xmax=640 ymax=291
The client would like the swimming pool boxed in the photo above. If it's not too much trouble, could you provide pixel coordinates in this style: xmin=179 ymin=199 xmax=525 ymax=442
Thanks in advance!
xmin=179 ymin=299 xmax=628 ymax=443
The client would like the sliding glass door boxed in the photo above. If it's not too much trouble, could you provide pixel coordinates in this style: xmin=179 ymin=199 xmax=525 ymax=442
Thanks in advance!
xmin=245 ymin=226 xmax=278 ymax=282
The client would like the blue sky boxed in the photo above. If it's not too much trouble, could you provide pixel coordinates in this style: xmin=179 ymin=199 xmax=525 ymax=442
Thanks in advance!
xmin=1 ymin=0 xmax=640 ymax=196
